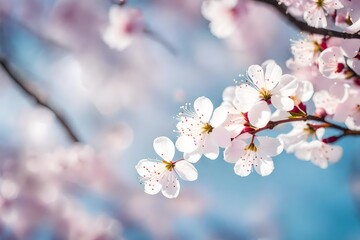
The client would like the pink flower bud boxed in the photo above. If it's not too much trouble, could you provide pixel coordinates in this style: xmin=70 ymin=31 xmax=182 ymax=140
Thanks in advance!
xmin=315 ymin=108 xmax=327 ymax=118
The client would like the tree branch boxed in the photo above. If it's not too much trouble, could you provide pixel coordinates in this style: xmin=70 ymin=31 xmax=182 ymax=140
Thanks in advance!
xmin=253 ymin=0 xmax=360 ymax=39
xmin=0 ymin=60 xmax=80 ymax=143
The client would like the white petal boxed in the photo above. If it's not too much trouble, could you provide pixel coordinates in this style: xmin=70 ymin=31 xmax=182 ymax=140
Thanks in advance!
xmin=210 ymin=126 xmax=231 ymax=148
xmin=247 ymin=65 xmax=265 ymax=89
xmin=161 ymin=172 xmax=180 ymax=198
xmin=233 ymin=151 xmax=254 ymax=177
xmin=222 ymin=86 xmax=236 ymax=102
xmin=153 ymin=136 xmax=175 ymax=160
xmin=297 ymin=80 xmax=314 ymax=102
xmin=264 ymin=61 xmax=282 ymax=90
xmin=253 ymin=154 xmax=274 ymax=176
xmin=329 ymin=82 xmax=349 ymax=102
xmin=224 ymin=138 xmax=247 ymax=163
xmin=271 ymin=95 xmax=294 ymax=111
xmin=340 ymin=39 xmax=360 ymax=58
xmin=183 ymin=152 xmax=202 ymax=163
xmin=176 ymin=136 xmax=198 ymax=153
xmin=174 ymin=160 xmax=198 ymax=181
xmin=194 ymin=96 xmax=213 ymax=123
xmin=235 ymin=84 xmax=261 ymax=112
xmin=257 ymin=136 xmax=283 ymax=157
xmin=211 ymin=106 xmax=228 ymax=127
xmin=144 ymin=181 xmax=162 ymax=195
xmin=248 ymin=101 xmax=271 ymax=128
xmin=201 ymin=140 xmax=218 ymax=160
xmin=273 ymin=74 xmax=298 ymax=96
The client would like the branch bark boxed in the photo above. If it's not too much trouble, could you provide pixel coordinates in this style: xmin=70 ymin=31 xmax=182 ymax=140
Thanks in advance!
xmin=0 ymin=60 xmax=80 ymax=143
xmin=253 ymin=0 xmax=360 ymax=39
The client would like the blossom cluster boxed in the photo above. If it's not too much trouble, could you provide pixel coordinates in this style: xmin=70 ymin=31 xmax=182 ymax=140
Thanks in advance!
xmin=137 ymin=57 xmax=360 ymax=198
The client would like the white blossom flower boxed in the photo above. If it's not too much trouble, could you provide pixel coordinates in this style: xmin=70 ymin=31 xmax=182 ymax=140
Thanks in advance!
xmin=303 ymin=0 xmax=343 ymax=28
xmin=175 ymin=97 xmax=231 ymax=161
xmin=290 ymin=34 xmax=325 ymax=66
xmin=235 ymin=60 xmax=298 ymax=128
xmin=313 ymin=83 xmax=349 ymax=115
xmin=333 ymin=93 xmax=360 ymax=130
xmin=219 ymin=86 xmax=248 ymax=138
xmin=102 ymin=6 xmax=143 ymax=50
xmin=224 ymin=135 xmax=283 ymax=177
xmin=279 ymin=122 xmax=324 ymax=153
xmin=294 ymin=140 xmax=343 ymax=169
xmin=201 ymin=0 xmax=247 ymax=38
xmin=136 ymin=137 xmax=198 ymax=199
xmin=318 ymin=47 xmax=346 ymax=79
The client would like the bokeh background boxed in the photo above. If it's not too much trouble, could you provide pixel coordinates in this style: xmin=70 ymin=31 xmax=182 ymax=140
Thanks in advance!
xmin=1 ymin=0 xmax=360 ymax=239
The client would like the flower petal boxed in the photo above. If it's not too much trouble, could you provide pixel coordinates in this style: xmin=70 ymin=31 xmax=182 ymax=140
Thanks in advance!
xmin=224 ymin=138 xmax=247 ymax=163
xmin=271 ymin=95 xmax=294 ymax=111
xmin=174 ymin=160 xmax=198 ymax=181
xmin=176 ymin=136 xmax=198 ymax=153
xmin=153 ymin=136 xmax=175 ymax=160
xmin=194 ymin=96 xmax=213 ymax=123
xmin=161 ymin=172 xmax=180 ymax=198
xmin=273 ymin=74 xmax=298 ymax=96
xmin=264 ymin=61 xmax=282 ymax=90
xmin=253 ymin=154 xmax=274 ymax=176
xmin=211 ymin=106 xmax=228 ymax=127
xmin=257 ymin=136 xmax=283 ymax=157
xmin=210 ymin=126 xmax=231 ymax=148
xmin=247 ymin=64 xmax=265 ymax=89
xmin=235 ymin=84 xmax=261 ymax=112
xmin=234 ymin=151 xmax=254 ymax=177
xmin=248 ymin=101 xmax=271 ymax=128
xmin=183 ymin=152 xmax=202 ymax=163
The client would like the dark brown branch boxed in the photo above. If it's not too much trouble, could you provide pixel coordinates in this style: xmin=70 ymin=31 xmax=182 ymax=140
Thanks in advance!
xmin=253 ymin=0 xmax=360 ymax=39
xmin=0 ymin=60 xmax=80 ymax=143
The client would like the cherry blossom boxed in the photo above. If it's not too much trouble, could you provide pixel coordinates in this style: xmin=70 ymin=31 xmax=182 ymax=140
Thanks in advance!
xmin=102 ymin=6 xmax=143 ymax=50
xmin=279 ymin=122 xmax=324 ymax=153
xmin=294 ymin=140 xmax=343 ymax=169
xmin=236 ymin=60 xmax=298 ymax=127
xmin=224 ymin=135 xmax=283 ymax=177
xmin=333 ymin=93 xmax=360 ymax=130
xmin=303 ymin=0 xmax=343 ymax=28
xmin=201 ymin=0 xmax=247 ymax=38
xmin=318 ymin=46 xmax=347 ymax=79
xmin=136 ymin=137 xmax=198 ymax=198
xmin=175 ymin=97 xmax=231 ymax=161
xmin=290 ymin=34 xmax=326 ymax=66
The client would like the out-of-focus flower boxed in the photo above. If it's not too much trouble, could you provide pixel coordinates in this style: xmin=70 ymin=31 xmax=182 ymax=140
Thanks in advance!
xmin=318 ymin=47 xmax=347 ymax=79
xmin=290 ymin=34 xmax=325 ymax=66
xmin=201 ymin=0 xmax=247 ymax=38
xmin=102 ymin=6 xmax=143 ymax=50
xmin=224 ymin=135 xmax=283 ymax=177
xmin=294 ymin=140 xmax=343 ymax=168
xmin=136 ymin=137 xmax=198 ymax=198
xmin=303 ymin=0 xmax=343 ymax=28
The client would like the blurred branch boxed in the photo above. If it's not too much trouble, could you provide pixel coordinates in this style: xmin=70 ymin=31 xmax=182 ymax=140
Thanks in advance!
xmin=253 ymin=0 xmax=360 ymax=39
xmin=0 ymin=60 xmax=80 ymax=143
xmin=144 ymin=27 xmax=177 ymax=55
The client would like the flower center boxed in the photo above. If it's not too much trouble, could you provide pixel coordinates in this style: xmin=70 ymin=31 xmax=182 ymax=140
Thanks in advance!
xmin=245 ymin=143 xmax=257 ymax=152
xmin=259 ymin=88 xmax=272 ymax=101
xmin=316 ymin=0 xmax=324 ymax=7
xmin=202 ymin=122 xmax=213 ymax=134
xmin=162 ymin=160 xmax=175 ymax=171
xmin=304 ymin=125 xmax=316 ymax=137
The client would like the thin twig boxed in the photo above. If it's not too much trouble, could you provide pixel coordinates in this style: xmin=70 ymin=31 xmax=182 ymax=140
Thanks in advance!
xmin=0 ymin=60 xmax=80 ymax=143
xmin=235 ymin=115 xmax=360 ymax=141
xmin=143 ymin=27 xmax=177 ymax=55
xmin=253 ymin=0 xmax=360 ymax=39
